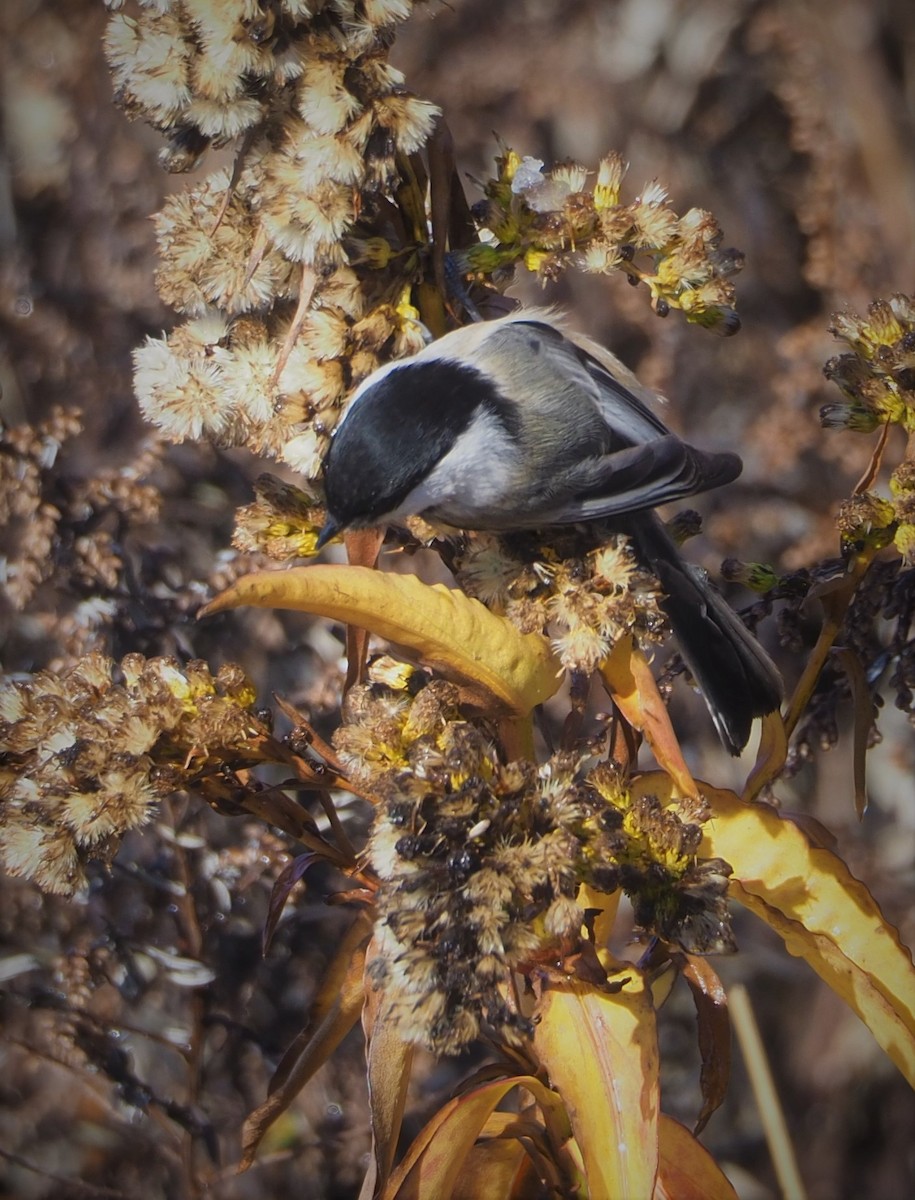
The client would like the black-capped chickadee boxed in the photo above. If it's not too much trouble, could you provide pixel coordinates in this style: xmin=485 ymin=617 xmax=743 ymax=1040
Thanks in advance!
xmin=318 ymin=310 xmax=782 ymax=753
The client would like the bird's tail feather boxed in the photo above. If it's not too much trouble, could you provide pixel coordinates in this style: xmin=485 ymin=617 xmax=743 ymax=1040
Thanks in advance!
xmin=619 ymin=514 xmax=783 ymax=754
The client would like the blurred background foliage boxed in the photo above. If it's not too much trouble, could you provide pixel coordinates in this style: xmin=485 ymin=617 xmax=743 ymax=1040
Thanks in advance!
xmin=0 ymin=1 xmax=913 ymax=1196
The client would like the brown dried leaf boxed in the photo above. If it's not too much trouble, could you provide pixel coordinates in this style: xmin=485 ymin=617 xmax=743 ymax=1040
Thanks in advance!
xmin=383 ymin=1076 xmax=565 ymax=1200
xmin=674 ymin=953 xmax=731 ymax=1135
xmin=239 ymin=913 xmax=372 ymax=1171
xmin=834 ymin=646 xmax=874 ymax=819
xmin=783 ymin=547 xmax=879 ymax=738
xmin=451 ymin=1137 xmax=531 ymax=1200
xmin=360 ymin=938 xmax=415 ymax=1200
xmin=600 ymin=635 xmax=698 ymax=798
xmin=653 ymin=1114 xmax=738 ymax=1200
xmin=262 ymin=852 xmax=318 ymax=956
xmin=742 ymin=708 xmax=788 ymax=802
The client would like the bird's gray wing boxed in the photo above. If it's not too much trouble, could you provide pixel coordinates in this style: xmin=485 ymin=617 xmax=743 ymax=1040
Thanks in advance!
xmin=514 ymin=320 xmax=671 ymax=444
xmin=529 ymin=435 xmax=742 ymax=523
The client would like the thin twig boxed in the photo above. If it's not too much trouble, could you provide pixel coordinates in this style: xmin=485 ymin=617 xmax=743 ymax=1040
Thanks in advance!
xmin=163 ymin=799 xmax=206 ymax=1200
xmin=853 ymin=421 xmax=891 ymax=495
xmin=271 ymin=262 xmax=317 ymax=387
xmin=210 ymin=124 xmax=260 ymax=234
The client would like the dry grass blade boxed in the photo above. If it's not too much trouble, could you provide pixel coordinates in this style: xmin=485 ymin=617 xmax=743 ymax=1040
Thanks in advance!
xmin=729 ymin=984 xmax=807 ymax=1200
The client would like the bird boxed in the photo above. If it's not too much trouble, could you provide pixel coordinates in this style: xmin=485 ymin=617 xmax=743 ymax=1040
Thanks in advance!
xmin=318 ymin=309 xmax=782 ymax=752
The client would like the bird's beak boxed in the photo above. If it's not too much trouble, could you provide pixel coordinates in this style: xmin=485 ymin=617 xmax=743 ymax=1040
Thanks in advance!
xmin=316 ymin=516 xmax=340 ymax=550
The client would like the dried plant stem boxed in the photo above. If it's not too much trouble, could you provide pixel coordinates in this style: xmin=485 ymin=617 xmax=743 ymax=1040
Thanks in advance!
xmin=782 ymin=547 xmax=876 ymax=739
xmin=729 ymin=983 xmax=807 ymax=1200
xmin=271 ymin=263 xmax=317 ymax=387
xmin=164 ymin=799 xmax=206 ymax=1200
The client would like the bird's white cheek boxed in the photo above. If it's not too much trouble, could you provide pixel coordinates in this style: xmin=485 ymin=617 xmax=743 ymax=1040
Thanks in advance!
xmin=389 ymin=408 xmax=519 ymax=522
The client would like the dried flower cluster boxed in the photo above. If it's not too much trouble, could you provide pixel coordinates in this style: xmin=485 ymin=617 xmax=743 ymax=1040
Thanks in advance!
xmin=105 ymin=0 xmax=434 ymax=174
xmin=783 ymin=553 xmax=915 ymax=767
xmin=453 ymin=527 xmax=667 ymax=674
xmin=103 ymin=0 xmax=753 ymax=512
xmin=462 ymin=150 xmax=744 ymax=334
xmin=106 ymin=0 xmax=437 ymax=478
xmin=0 ymin=407 xmax=168 ymax=666
xmin=0 ymin=652 xmax=267 ymax=893
xmin=232 ymin=472 xmax=327 ymax=559
xmin=1 ymin=407 xmax=86 ymax=611
xmin=820 ymin=294 xmax=915 ymax=564
xmin=821 ymin=295 xmax=915 ymax=434
xmin=335 ymin=677 xmax=731 ymax=1053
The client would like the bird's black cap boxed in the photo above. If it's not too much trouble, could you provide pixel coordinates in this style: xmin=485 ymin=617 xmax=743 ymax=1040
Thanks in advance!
xmin=321 ymin=357 xmax=513 ymax=534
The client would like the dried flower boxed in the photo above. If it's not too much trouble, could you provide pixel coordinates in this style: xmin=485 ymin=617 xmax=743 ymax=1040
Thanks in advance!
xmin=454 ymin=528 xmax=666 ymax=674
xmin=233 ymin=473 xmax=326 ymax=559
xmin=822 ymin=294 xmax=915 ymax=433
xmin=1 ymin=653 xmax=269 ymax=894
xmin=335 ymin=677 xmax=734 ymax=1053
xmin=463 ymin=145 xmax=743 ymax=334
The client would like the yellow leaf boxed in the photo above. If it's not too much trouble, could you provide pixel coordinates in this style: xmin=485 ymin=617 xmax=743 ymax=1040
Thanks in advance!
xmin=577 ymin=881 xmax=623 ymax=958
xmin=201 ymin=566 xmax=561 ymax=716
xmin=533 ymin=972 xmax=660 ymax=1199
xmin=600 ymin=637 xmax=698 ymax=798
xmin=654 ymin=1114 xmax=738 ymax=1200
xmin=452 ymin=1137 xmax=530 ymax=1200
xmin=383 ymin=1075 xmax=565 ymax=1200
xmin=636 ymin=773 xmax=915 ymax=1085
xmin=742 ymin=708 xmax=788 ymax=802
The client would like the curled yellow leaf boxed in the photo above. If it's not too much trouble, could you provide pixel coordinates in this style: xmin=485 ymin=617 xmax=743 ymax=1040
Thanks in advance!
xmin=635 ymin=772 xmax=915 ymax=1085
xmin=600 ymin=636 xmax=698 ymax=799
xmin=384 ymin=1075 xmax=566 ymax=1200
xmin=200 ymin=565 xmax=561 ymax=716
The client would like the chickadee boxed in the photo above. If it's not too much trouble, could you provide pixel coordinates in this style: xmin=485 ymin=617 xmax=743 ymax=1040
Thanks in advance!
xmin=318 ymin=310 xmax=782 ymax=753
